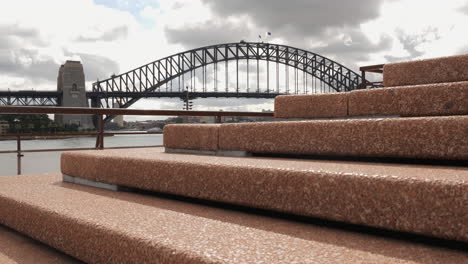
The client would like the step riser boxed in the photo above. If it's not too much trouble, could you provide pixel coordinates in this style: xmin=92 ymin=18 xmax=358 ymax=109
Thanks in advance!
xmin=219 ymin=117 xmax=468 ymax=160
xmin=274 ymin=82 xmax=468 ymax=119
xmin=61 ymin=151 xmax=468 ymax=242
xmin=165 ymin=117 xmax=468 ymax=160
xmin=349 ymin=82 xmax=468 ymax=117
xmin=274 ymin=93 xmax=347 ymax=119
xmin=384 ymin=54 xmax=468 ymax=87
xmin=163 ymin=124 xmax=220 ymax=151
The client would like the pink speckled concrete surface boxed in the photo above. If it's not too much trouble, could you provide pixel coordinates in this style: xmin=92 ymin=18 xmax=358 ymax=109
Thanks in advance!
xmin=274 ymin=94 xmax=348 ymax=119
xmin=61 ymin=148 xmax=468 ymax=242
xmin=384 ymin=54 xmax=468 ymax=87
xmin=164 ymin=124 xmax=220 ymax=151
xmin=219 ymin=116 xmax=468 ymax=160
xmin=0 ymin=224 xmax=82 ymax=264
xmin=1 ymin=174 xmax=467 ymax=263
xmin=348 ymin=88 xmax=398 ymax=117
xmin=349 ymin=81 xmax=468 ymax=117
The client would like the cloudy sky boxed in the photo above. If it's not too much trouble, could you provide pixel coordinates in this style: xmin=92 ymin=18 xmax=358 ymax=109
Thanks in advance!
xmin=1 ymin=0 xmax=468 ymax=117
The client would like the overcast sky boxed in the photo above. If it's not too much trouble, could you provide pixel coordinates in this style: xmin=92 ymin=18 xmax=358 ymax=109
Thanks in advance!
xmin=1 ymin=0 xmax=468 ymax=118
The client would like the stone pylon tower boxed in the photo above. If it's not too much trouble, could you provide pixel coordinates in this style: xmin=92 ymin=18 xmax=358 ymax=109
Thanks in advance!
xmin=55 ymin=61 xmax=94 ymax=129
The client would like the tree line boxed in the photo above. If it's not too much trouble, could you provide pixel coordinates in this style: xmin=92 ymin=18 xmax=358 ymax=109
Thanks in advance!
xmin=0 ymin=114 xmax=81 ymax=133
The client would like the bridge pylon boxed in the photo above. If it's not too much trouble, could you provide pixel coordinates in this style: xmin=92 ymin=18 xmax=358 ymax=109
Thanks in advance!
xmin=55 ymin=61 xmax=94 ymax=129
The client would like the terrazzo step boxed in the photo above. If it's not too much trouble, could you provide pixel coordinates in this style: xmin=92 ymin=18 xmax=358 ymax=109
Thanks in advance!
xmin=61 ymin=148 xmax=468 ymax=242
xmin=274 ymin=93 xmax=348 ymax=119
xmin=383 ymin=54 xmax=468 ymax=87
xmin=349 ymin=81 xmax=468 ymax=117
xmin=274 ymin=81 xmax=468 ymax=119
xmin=164 ymin=123 xmax=221 ymax=151
xmin=165 ymin=116 xmax=468 ymax=160
xmin=4 ymin=174 xmax=468 ymax=264
xmin=0 ymin=224 xmax=82 ymax=264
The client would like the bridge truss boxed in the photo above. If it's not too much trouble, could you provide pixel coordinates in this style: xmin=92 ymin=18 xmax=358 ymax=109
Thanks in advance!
xmin=0 ymin=91 xmax=60 ymax=106
xmin=91 ymin=42 xmax=363 ymax=109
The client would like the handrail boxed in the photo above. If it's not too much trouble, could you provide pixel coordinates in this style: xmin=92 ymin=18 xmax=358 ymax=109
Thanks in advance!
xmin=0 ymin=106 xmax=274 ymax=175
xmin=0 ymin=106 xmax=274 ymax=117
xmin=359 ymin=64 xmax=384 ymax=89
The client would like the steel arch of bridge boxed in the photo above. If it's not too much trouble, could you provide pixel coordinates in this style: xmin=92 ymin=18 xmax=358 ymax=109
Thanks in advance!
xmin=92 ymin=42 xmax=362 ymax=109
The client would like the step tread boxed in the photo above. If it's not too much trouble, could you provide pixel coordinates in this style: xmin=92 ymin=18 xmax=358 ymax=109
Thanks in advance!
xmin=61 ymin=148 xmax=468 ymax=242
xmin=63 ymin=148 xmax=465 ymax=182
xmin=0 ymin=224 xmax=81 ymax=264
xmin=1 ymin=174 xmax=466 ymax=264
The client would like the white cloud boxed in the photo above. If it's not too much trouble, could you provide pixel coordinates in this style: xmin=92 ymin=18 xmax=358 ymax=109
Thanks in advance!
xmin=1 ymin=0 xmax=468 ymax=115
xmin=362 ymin=0 xmax=468 ymax=62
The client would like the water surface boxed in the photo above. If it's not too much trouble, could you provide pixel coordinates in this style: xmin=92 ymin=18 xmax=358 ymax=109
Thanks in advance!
xmin=0 ymin=134 xmax=163 ymax=176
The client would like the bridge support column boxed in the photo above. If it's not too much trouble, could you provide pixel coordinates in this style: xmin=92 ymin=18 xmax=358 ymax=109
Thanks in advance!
xmin=55 ymin=61 xmax=94 ymax=130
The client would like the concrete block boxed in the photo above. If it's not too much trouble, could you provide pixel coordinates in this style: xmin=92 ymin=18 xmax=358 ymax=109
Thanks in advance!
xmin=274 ymin=94 xmax=348 ymax=119
xmin=0 ymin=224 xmax=81 ymax=264
xmin=384 ymin=54 xmax=468 ymax=87
xmin=397 ymin=81 xmax=468 ymax=116
xmin=349 ymin=81 xmax=468 ymax=117
xmin=163 ymin=124 xmax=220 ymax=151
xmin=5 ymin=174 xmax=466 ymax=263
xmin=60 ymin=149 xmax=468 ymax=242
xmin=219 ymin=116 xmax=468 ymax=160
xmin=348 ymin=88 xmax=399 ymax=116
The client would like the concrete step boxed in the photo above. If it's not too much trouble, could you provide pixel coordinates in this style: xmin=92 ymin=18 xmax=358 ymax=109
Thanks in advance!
xmin=384 ymin=54 xmax=468 ymax=87
xmin=349 ymin=81 xmax=468 ymax=117
xmin=0 ymin=224 xmax=82 ymax=264
xmin=274 ymin=81 xmax=468 ymax=119
xmin=274 ymin=93 xmax=348 ymax=119
xmin=165 ymin=116 xmax=468 ymax=160
xmin=164 ymin=124 xmax=220 ymax=151
xmin=1 ymin=173 xmax=467 ymax=264
xmin=61 ymin=148 xmax=468 ymax=242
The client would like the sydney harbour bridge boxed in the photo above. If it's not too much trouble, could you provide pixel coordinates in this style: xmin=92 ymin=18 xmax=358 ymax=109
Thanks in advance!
xmin=0 ymin=42 xmax=365 ymax=110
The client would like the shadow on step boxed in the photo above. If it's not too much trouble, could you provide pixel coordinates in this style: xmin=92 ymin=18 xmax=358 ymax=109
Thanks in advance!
xmin=57 ymin=181 xmax=468 ymax=264
xmin=0 ymin=224 xmax=83 ymax=264
xmin=251 ymin=153 xmax=468 ymax=167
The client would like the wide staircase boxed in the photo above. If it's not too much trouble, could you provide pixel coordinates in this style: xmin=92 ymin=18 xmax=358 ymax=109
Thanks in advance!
xmin=1 ymin=55 xmax=467 ymax=263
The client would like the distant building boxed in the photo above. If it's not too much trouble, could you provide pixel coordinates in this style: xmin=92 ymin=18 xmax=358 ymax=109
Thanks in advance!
xmin=0 ymin=121 xmax=9 ymax=134
xmin=134 ymin=121 xmax=166 ymax=131
xmin=197 ymin=116 xmax=214 ymax=123
xmin=54 ymin=61 xmax=94 ymax=130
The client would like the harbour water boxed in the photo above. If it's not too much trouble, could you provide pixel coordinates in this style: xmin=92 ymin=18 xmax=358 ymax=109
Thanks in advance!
xmin=0 ymin=134 xmax=163 ymax=176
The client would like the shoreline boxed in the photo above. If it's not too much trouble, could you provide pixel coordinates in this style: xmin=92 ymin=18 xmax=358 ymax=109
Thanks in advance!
xmin=0 ymin=135 xmax=114 ymax=141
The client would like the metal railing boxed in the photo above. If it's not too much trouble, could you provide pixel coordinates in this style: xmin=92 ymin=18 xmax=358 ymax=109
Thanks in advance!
xmin=0 ymin=106 xmax=274 ymax=175
xmin=359 ymin=64 xmax=384 ymax=89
